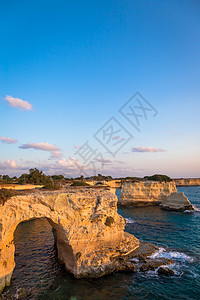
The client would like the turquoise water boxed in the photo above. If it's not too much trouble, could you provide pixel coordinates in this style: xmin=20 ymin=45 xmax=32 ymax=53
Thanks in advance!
xmin=2 ymin=186 xmax=200 ymax=299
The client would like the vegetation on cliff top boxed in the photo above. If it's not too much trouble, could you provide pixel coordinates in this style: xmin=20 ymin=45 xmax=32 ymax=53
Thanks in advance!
xmin=1 ymin=170 xmax=173 ymax=186
xmin=144 ymin=174 xmax=172 ymax=182
xmin=18 ymin=168 xmax=60 ymax=190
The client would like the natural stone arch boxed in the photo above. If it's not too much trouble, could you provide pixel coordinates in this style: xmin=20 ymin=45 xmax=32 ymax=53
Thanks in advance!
xmin=0 ymin=188 xmax=139 ymax=293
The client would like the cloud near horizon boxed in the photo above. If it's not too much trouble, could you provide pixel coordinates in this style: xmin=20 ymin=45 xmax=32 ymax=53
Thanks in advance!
xmin=0 ymin=159 xmax=17 ymax=169
xmin=0 ymin=136 xmax=18 ymax=144
xmin=131 ymin=147 xmax=165 ymax=153
xmin=5 ymin=95 xmax=33 ymax=111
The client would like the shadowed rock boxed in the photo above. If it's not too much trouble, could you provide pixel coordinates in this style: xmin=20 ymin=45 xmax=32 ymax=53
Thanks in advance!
xmin=157 ymin=266 xmax=175 ymax=275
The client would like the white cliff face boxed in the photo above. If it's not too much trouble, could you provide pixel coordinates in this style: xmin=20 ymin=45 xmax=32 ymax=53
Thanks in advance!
xmin=0 ymin=188 xmax=139 ymax=293
xmin=160 ymin=192 xmax=194 ymax=211
xmin=119 ymin=181 xmax=177 ymax=206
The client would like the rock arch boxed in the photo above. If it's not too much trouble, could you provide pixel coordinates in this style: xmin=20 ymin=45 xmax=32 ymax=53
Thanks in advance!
xmin=0 ymin=188 xmax=139 ymax=293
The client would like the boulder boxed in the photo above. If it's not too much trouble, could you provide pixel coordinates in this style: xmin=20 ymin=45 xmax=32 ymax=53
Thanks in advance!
xmin=139 ymin=258 xmax=174 ymax=272
xmin=160 ymin=192 xmax=194 ymax=211
xmin=157 ymin=266 xmax=175 ymax=276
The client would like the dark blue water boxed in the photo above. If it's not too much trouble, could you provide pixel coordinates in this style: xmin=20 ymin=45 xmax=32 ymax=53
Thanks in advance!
xmin=2 ymin=187 xmax=200 ymax=299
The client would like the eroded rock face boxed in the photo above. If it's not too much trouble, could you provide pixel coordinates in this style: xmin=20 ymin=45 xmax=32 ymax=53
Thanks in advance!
xmin=0 ymin=188 xmax=139 ymax=293
xmin=160 ymin=192 xmax=194 ymax=211
xmin=119 ymin=181 xmax=177 ymax=206
xmin=173 ymin=178 xmax=200 ymax=187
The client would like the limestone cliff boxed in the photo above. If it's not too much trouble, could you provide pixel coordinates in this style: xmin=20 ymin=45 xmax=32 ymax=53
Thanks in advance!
xmin=0 ymin=184 xmax=43 ymax=190
xmin=0 ymin=188 xmax=139 ymax=293
xmin=173 ymin=178 xmax=200 ymax=187
xmin=85 ymin=180 xmax=122 ymax=188
xmin=160 ymin=192 xmax=194 ymax=211
xmin=119 ymin=181 xmax=177 ymax=206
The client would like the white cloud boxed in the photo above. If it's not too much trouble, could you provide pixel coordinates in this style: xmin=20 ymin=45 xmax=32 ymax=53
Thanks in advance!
xmin=58 ymin=158 xmax=74 ymax=168
xmin=5 ymin=95 xmax=33 ymax=111
xmin=0 ymin=136 xmax=18 ymax=144
xmin=49 ymin=151 xmax=62 ymax=159
xmin=131 ymin=147 xmax=165 ymax=153
xmin=19 ymin=142 xmax=59 ymax=152
xmin=19 ymin=142 xmax=62 ymax=160
xmin=94 ymin=158 xmax=112 ymax=164
xmin=58 ymin=158 xmax=83 ymax=169
xmin=0 ymin=159 xmax=17 ymax=169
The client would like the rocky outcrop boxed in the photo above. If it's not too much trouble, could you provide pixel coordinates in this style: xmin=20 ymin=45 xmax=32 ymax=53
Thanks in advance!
xmin=106 ymin=180 xmax=122 ymax=188
xmin=157 ymin=266 xmax=175 ymax=275
xmin=0 ymin=184 xmax=43 ymax=190
xmin=160 ymin=192 xmax=194 ymax=211
xmin=0 ymin=188 xmax=139 ymax=293
xmin=85 ymin=180 xmax=122 ymax=188
xmin=173 ymin=178 xmax=200 ymax=187
xmin=119 ymin=181 xmax=177 ymax=206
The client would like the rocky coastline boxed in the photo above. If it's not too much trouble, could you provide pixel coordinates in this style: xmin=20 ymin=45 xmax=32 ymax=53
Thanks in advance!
xmin=173 ymin=178 xmax=200 ymax=187
xmin=0 ymin=187 xmax=175 ymax=294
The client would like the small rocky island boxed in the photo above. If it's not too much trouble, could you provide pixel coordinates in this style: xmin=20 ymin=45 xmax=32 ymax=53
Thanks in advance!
xmin=119 ymin=180 xmax=194 ymax=211
xmin=160 ymin=192 xmax=194 ymax=211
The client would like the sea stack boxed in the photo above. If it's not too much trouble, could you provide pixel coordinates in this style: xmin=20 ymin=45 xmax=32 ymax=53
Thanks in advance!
xmin=160 ymin=192 xmax=194 ymax=211
xmin=119 ymin=181 xmax=177 ymax=206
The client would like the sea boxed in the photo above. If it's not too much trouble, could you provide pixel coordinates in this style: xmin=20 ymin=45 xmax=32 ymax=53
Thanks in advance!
xmin=2 ymin=186 xmax=200 ymax=299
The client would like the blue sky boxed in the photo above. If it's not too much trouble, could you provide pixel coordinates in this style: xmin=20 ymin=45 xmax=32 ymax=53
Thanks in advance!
xmin=0 ymin=0 xmax=199 ymax=178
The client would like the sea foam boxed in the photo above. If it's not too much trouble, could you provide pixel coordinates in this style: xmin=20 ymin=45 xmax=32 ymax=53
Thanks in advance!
xmin=125 ymin=217 xmax=135 ymax=224
xmin=149 ymin=247 xmax=193 ymax=262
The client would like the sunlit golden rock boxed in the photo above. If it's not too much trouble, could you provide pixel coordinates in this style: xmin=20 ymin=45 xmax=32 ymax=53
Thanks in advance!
xmin=0 ymin=188 xmax=139 ymax=293
xmin=119 ymin=181 xmax=177 ymax=206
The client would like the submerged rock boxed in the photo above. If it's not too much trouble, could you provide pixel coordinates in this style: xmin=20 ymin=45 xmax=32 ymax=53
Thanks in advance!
xmin=157 ymin=266 xmax=175 ymax=276
xmin=139 ymin=258 xmax=174 ymax=272
xmin=160 ymin=192 xmax=194 ymax=211
xmin=113 ymin=241 xmax=174 ymax=273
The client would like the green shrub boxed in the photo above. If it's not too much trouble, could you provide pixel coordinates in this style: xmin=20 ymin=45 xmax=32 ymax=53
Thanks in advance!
xmin=144 ymin=174 xmax=172 ymax=182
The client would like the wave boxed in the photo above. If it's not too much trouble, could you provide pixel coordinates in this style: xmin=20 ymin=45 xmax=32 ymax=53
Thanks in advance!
xmin=125 ymin=217 xmax=136 ymax=224
xmin=193 ymin=205 xmax=200 ymax=212
xmin=149 ymin=247 xmax=193 ymax=262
